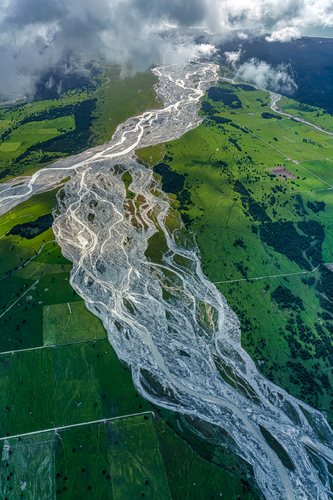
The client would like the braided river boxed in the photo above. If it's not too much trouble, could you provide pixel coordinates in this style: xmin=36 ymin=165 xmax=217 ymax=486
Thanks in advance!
xmin=0 ymin=61 xmax=333 ymax=499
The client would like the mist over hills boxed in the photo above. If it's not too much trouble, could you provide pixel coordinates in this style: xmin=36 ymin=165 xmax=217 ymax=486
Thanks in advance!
xmin=217 ymin=35 xmax=333 ymax=113
xmin=30 ymin=32 xmax=333 ymax=118
xmin=1 ymin=0 xmax=333 ymax=103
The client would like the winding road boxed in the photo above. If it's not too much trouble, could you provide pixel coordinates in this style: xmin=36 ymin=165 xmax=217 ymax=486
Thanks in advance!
xmin=270 ymin=93 xmax=333 ymax=137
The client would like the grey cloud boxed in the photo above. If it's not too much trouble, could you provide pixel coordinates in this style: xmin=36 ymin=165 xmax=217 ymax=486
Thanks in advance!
xmin=224 ymin=48 xmax=242 ymax=66
xmin=4 ymin=0 xmax=65 ymax=26
xmin=0 ymin=0 xmax=210 ymax=99
xmin=133 ymin=0 xmax=206 ymax=26
xmin=0 ymin=0 xmax=331 ymax=99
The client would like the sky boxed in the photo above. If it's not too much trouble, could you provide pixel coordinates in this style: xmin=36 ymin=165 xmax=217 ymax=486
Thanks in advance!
xmin=0 ymin=0 xmax=332 ymax=99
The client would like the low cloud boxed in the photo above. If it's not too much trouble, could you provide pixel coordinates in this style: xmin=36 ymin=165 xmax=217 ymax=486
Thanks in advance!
xmin=266 ymin=26 xmax=301 ymax=42
xmin=0 ymin=0 xmax=331 ymax=99
xmin=224 ymin=48 xmax=242 ymax=66
xmin=235 ymin=58 xmax=297 ymax=94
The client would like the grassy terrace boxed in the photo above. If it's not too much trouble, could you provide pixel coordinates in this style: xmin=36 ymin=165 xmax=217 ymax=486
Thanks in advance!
xmin=0 ymin=90 xmax=91 ymax=181
xmin=0 ymin=66 xmax=160 ymax=182
xmin=0 ymin=187 xmax=254 ymax=496
xmin=147 ymin=81 xmax=333 ymax=425
xmin=277 ymin=95 xmax=333 ymax=133
xmin=90 ymin=67 xmax=162 ymax=146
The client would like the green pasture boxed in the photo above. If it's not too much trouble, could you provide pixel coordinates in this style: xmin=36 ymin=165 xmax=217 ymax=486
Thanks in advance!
xmin=0 ymin=90 xmax=90 ymax=179
xmin=55 ymin=423 xmax=112 ymax=500
xmin=0 ymin=120 xmax=11 ymax=130
xmin=0 ymin=415 xmax=170 ymax=500
xmin=136 ymin=144 xmax=166 ymax=167
xmin=0 ymin=142 xmax=21 ymax=153
xmin=105 ymin=415 xmax=170 ymax=499
xmin=0 ymin=411 xmax=259 ymax=499
xmin=0 ymin=432 xmax=56 ymax=499
xmin=302 ymin=159 xmax=333 ymax=184
xmin=55 ymin=415 xmax=170 ymax=500
xmin=43 ymin=301 xmax=106 ymax=345
xmin=0 ymin=338 xmax=150 ymax=436
xmin=277 ymin=95 xmax=333 ymax=133
xmin=0 ymin=115 xmax=75 ymax=162
xmin=155 ymin=419 xmax=254 ymax=500
xmin=200 ymin=82 xmax=333 ymax=191
xmin=90 ymin=67 xmax=161 ymax=145
xmin=0 ymin=193 xmax=81 ymax=351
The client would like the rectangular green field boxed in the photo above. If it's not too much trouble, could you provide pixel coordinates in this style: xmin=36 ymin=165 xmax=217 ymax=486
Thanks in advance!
xmin=55 ymin=422 xmax=112 ymax=499
xmin=43 ymin=301 xmax=106 ymax=345
xmin=301 ymin=159 xmax=333 ymax=184
xmin=105 ymin=414 xmax=170 ymax=500
xmin=0 ymin=432 xmax=56 ymax=499
xmin=0 ymin=142 xmax=21 ymax=152
xmin=154 ymin=419 xmax=254 ymax=500
xmin=0 ymin=339 xmax=150 ymax=436
xmin=0 ymin=120 xmax=11 ymax=130
xmin=54 ymin=415 xmax=170 ymax=499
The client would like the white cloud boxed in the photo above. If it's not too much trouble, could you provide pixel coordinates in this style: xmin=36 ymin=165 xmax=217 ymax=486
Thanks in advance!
xmin=194 ymin=43 xmax=217 ymax=58
xmin=235 ymin=58 xmax=297 ymax=94
xmin=266 ymin=26 xmax=301 ymax=42
xmin=224 ymin=48 xmax=242 ymax=66
xmin=203 ymin=0 xmax=333 ymax=41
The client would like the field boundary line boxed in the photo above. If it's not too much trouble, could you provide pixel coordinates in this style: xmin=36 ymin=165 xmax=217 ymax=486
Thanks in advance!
xmin=0 ymin=411 xmax=154 ymax=441
xmin=0 ymin=337 xmax=106 ymax=357
xmin=0 ymin=239 xmax=56 ymax=282
xmin=0 ymin=279 xmax=39 ymax=319
xmin=214 ymin=264 xmax=323 ymax=285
